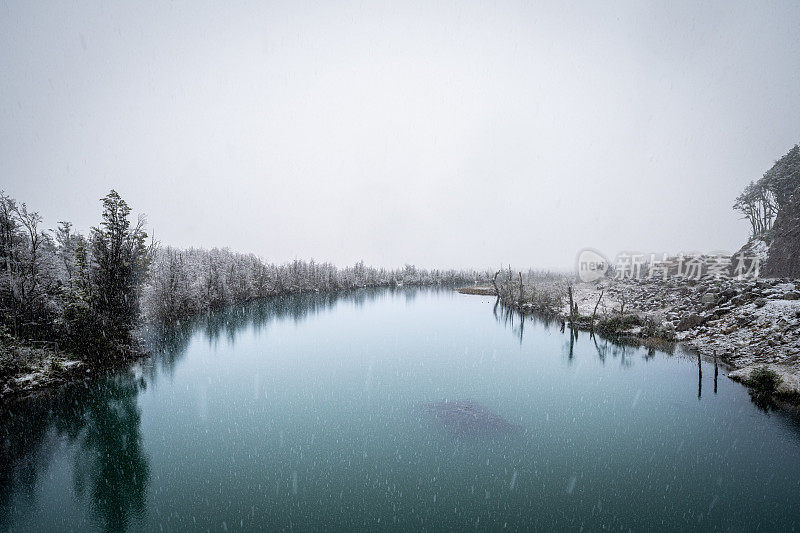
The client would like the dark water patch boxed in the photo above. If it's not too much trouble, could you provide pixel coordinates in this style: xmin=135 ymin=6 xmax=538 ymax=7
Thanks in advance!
xmin=419 ymin=400 xmax=522 ymax=437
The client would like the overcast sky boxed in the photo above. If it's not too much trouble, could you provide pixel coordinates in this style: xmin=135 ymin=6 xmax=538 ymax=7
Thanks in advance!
xmin=2 ymin=1 xmax=799 ymax=270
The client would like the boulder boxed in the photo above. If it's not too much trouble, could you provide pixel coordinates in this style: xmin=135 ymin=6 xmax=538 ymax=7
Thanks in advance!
xmin=701 ymin=293 xmax=717 ymax=304
xmin=676 ymin=313 xmax=705 ymax=331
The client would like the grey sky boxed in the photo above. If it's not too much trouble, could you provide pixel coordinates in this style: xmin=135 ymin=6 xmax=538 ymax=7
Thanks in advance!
xmin=2 ymin=1 xmax=799 ymax=269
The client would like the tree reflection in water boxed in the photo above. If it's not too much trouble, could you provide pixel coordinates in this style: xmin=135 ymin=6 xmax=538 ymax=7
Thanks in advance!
xmin=71 ymin=373 xmax=150 ymax=532
xmin=492 ymin=302 xmax=666 ymax=367
xmin=3 ymin=287 xmax=800 ymax=530
xmin=1 ymin=286 xmax=440 ymax=531
xmin=1 ymin=371 xmax=149 ymax=532
xmin=491 ymin=301 xmax=800 ymax=418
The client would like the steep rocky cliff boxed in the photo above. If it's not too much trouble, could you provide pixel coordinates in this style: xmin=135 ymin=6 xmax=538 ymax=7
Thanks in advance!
xmin=763 ymin=188 xmax=800 ymax=278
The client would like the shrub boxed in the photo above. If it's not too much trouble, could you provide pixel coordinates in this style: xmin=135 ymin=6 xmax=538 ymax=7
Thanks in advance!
xmin=596 ymin=314 xmax=642 ymax=335
xmin=748 ymin=366 xmax=783 ymax=395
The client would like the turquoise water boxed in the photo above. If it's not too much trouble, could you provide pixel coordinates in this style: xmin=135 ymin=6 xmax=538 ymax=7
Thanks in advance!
xmin=2 ymin=287 xmax=800 ymax=531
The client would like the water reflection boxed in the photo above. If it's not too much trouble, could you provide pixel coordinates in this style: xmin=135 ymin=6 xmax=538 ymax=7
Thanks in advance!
xmin=142 ymin=286 xmax=415 ymax=373
xmin=1 ymin=287 xmax=436 ymax=531
xmin=493 ymin=301 xmax=561 ymax=346
xmin=698 ymin=353 xmax=703 ymax=399
xmin=749 ymin=387 xmax=783 ymax=413
xmin=0 ymin=370 xmax=148 ymax=532
xmin=72 ymin=374 xmax=149 ymax=532
xmin=494 ymin=303 xmax=676 ymax=368
xmin=491 ymin=303 xmax=798 ymax=416
xmin=5 ymin=287 xmax=800 ymax=531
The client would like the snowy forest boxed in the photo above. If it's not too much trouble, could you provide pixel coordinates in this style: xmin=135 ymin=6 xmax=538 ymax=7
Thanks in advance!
xmin=144 ymin=248 xmax=484 ymax=323
xmin=0 ymin=190 xmax=484 ymax=362
xmin=1 ymin=190 xmax=150 ymax=359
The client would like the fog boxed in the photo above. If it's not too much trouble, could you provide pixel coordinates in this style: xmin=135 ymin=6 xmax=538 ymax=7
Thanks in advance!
xmin=2 ymin=1 xmax=799 ymax=269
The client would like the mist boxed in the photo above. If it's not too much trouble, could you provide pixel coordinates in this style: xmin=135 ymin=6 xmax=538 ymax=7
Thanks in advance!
xmin=2 ymin=0 xmax=799 ymax=269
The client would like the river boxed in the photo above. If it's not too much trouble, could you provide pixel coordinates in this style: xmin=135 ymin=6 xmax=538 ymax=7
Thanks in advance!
xmin=2 ymin=287 xmax=799 ymax=531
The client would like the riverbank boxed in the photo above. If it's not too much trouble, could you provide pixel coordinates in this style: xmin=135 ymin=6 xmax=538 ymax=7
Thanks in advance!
xmin=0 ymin=341 xmax=149 ymax=400
xmin=466 ymin=277 xmax=800 ymax=396
xmin=1 ymin=344 xmax=88 ymax=399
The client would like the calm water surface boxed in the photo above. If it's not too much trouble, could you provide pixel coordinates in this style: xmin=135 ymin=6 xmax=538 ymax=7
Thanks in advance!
xmin=2 ymin=288 xmax=800 ymax=531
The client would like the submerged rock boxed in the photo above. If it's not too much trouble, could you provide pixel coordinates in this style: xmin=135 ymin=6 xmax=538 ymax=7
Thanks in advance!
xmin=419 ymin=400 xmax=521 ymax=437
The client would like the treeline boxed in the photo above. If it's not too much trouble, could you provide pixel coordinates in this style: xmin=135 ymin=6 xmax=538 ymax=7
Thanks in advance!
xmin=1 ymin=189 xmax=484 ymax=360
xmin=734 ymin=144 xmax=800 ymax=239
xmin=144 ymin=247 xmax=484 ymax=323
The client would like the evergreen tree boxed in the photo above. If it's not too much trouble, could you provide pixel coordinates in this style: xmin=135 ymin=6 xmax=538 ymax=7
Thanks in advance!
xmin=61 ymin=242 xmax=95 ymax=351
xmin=88 ymin=190 xmax=151 ymax=352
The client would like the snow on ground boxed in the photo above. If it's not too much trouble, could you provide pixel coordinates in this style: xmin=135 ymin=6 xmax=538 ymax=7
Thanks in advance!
xmin=548 ymin=277 xmax=800 ymax=394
